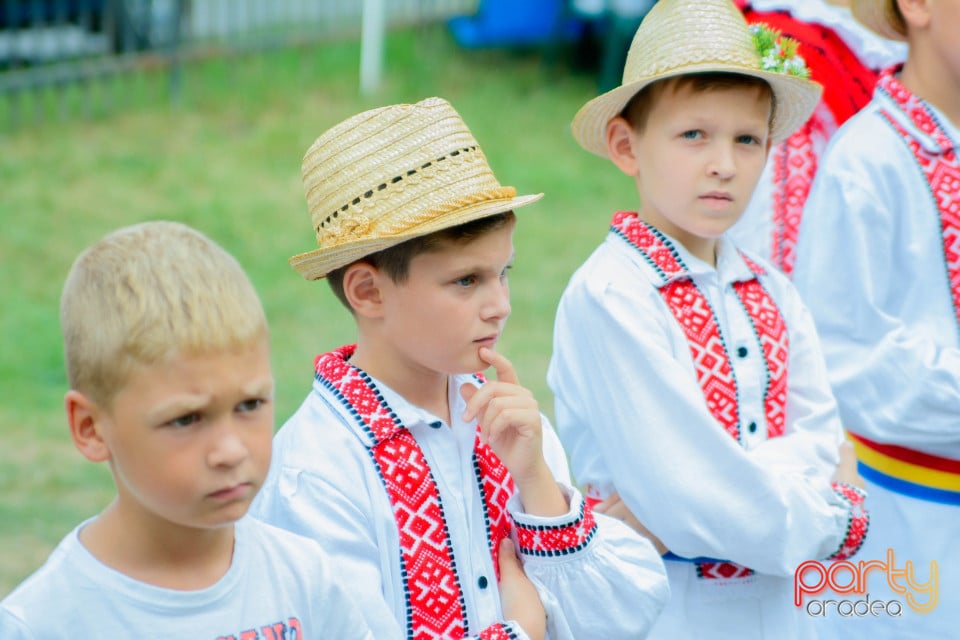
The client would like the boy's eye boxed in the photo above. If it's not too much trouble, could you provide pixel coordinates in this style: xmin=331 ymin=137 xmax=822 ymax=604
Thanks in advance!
xmin=237 ymin=398 xmax=266 ymax=413
xmin=500 ymin=264 xmax=513 ymax=279
xmin=455 ymin=275 xmax=478 ymax=287
xmin=681 ymin=130 xmax=703 ymax=140
xmin=737 ymin=134 xmax=761 ymax=145
xmin=168 ymin=413 xmax=200 ymax=428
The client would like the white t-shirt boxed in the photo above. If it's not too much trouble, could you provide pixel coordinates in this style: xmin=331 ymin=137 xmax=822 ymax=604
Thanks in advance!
xmin=0 ymin=516 xmax=375 ymax=639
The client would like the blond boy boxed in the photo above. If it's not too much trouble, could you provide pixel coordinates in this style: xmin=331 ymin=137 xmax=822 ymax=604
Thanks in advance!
xmin=548 ymin=1 xmax=869 ymax=638
xmin=0 ymin=221 xmax=375 ymax=638
xmin=250 ymin=97 xmax=669 ymax=640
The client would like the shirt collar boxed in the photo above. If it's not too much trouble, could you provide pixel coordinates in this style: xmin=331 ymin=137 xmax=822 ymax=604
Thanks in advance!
xmin=313 ymin=354 xmax=481 ymax=449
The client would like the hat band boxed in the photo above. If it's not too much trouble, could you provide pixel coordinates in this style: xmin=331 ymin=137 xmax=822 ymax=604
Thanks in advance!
xmin=315 ymin=145 xmax=480 ymax=233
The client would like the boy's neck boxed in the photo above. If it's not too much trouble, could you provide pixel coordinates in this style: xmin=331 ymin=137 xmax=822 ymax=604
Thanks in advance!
xmin=349 ymin=343 xmax=452 ymax=424
xmin=79 ymin=500 xmax=236 ymax=590
xmin=900 ymin=52 xmax=960 ymax=128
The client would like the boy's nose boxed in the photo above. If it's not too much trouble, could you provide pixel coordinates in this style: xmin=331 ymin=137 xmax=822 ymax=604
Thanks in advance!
xmin=709 ymin=145 xmax=736 ymax=180
xmin=207 ymin=424 xmax=249 ymax=468
xmin=483 ymin=281 xmax=511 ymax=320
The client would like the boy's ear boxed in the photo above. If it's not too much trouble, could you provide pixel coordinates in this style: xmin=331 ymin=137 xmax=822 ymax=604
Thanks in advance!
xmin=606 ymin=116 xmax=641 ymax=177
xmin=65 ymin=390 xmax=111 ymax=463
xmin=342 ymin=262 xmax=385 ymax=318
xmin=896 ymin=0 xmax=930 ymax=31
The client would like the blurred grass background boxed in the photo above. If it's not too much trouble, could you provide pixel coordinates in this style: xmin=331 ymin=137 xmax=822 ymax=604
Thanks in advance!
xmin=0 ymin=24 xmax=636 ymax=595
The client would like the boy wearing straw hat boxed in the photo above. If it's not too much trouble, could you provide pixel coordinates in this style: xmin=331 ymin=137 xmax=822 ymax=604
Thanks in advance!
xmin=793 ymin=0 xmax=960 ymax=636
xmin=547 ymin=1 xmax=869 ymax=638
xmin=250 ymin=97 xmax=669 ymax=640
xmin=0 ymin=221 xmax=376 ymax=639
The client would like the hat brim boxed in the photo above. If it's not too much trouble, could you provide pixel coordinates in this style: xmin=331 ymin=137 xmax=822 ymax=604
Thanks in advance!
xmin=571 ymin=64 xmax=823 ymax=158
xmin=289 ymin=192 xmax=543 ymax=280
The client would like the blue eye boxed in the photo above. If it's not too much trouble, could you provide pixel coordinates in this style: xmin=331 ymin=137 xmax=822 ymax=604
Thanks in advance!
xmin=456 ymin=275 xmax=478 ymax=287
xmin=681 ymin=130 xmax=703 ymax=140
xmin=737 ymin=134 xmax=761 ymax=145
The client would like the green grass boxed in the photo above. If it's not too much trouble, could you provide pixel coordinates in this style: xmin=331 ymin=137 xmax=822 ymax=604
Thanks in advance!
xmin=0 ymin=25 xmax=638 ymax=596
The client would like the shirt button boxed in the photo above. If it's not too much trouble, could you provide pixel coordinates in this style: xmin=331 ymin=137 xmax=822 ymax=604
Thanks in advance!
xmin=429 ymin=420 xmax=443 ymax=429
xmin=747 ymin=421 xmax=758 ymax=434
xmin=478 ymin=575 xmax=489 ymax=589
xmin=737 ymin=346 xmax=748 ymax=358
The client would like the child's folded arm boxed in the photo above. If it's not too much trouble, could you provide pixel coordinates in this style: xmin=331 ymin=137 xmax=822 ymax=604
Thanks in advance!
xmin=550 ymin=272 xmax=858 ymax=576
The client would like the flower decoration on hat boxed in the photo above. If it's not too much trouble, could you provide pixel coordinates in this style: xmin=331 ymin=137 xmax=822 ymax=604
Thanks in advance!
xmin=750 ymin=23 xmax=810 ymax=79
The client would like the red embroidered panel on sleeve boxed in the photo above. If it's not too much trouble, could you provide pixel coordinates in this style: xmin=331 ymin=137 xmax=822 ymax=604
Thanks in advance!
xmin=477 ymin=623 xmax=520 ymax=640
xmin=513 ymin=501 xmax=597 ymax=557
xmin=829 ymin=482 xmax=869 ymax=560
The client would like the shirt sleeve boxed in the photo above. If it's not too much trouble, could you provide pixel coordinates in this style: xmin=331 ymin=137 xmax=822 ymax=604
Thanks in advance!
xmin=794 ymin=137 xmax=960 ymax=456
xmin=507 ymin=483 xmax=670 ymax=639
xmin=549 ymin=266 xmax=854 ymax=576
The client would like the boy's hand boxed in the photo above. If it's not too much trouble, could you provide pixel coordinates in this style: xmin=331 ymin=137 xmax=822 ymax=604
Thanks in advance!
xmin=595 ymin=491 xmax=668 ymax=555
xmin=460 ymin=347 xmax=567 ymax=517
xmin=497 ymin=538 xmax=546 ymax=640
xmin=460 ymin=348 xmax=545 ymax=483
xmin=832 ymin=441 xmax=865 ymax=489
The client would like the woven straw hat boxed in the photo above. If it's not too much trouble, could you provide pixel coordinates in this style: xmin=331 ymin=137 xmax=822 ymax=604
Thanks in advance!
xmin=571 ymin=0 xmax=824 ymax=158
xmin=290 ymin=97 xmax=543 ymax=280
xmin=850 ymin=0 xmax=906 ymax=41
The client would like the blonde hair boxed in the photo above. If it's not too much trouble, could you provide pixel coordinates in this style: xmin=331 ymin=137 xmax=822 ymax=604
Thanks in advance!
xmin=60 ymin=221 xmax=268 ymax=406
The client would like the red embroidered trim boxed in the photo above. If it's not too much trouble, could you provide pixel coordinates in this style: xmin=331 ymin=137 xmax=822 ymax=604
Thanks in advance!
xmin=315 ymin=346 xmax=595 ymax=636
xmin=474 ymin=437 xmax=514 ymax=580
xmin=877 ymin=67 xmax=960 ymax=329
xmin=611 ymin=214 xmax=790 ymax=579
xmin=315 ymin=346 xmax=468 ymax=639
xmin=514 ymin=500 xmax=597 ymax=557
xmin=828 ymin=482 xmax=869 ymax=560
xmin=733 ymin=262 xmax=789 ymax=439
xmin=771 ymin=123 xmax=818 ymax=276
xmin=478 ymin=623 xmax=519 ymax=640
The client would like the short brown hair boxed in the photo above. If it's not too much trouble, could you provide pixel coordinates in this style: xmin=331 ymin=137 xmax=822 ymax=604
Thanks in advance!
xmin=621 ymin=72 xmax=774 ymax=134
xmin=327 ymin=211 xmax=516 ymax=309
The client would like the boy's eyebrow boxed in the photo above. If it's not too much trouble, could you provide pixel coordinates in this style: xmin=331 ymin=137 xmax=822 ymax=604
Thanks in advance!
xmin=146 ymin=376 xmax=275 ymax=420
xmin=242 ymin=377 xmax=276 ymax=398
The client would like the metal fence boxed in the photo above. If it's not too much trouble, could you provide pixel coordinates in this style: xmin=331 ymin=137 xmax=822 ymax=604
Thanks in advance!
xmin=0 ymin=0 xmax=478 ymax=128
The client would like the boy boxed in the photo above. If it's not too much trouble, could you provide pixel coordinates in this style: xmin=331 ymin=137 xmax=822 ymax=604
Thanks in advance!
xmin=793 ymin=0 xmax=960 ymax=635
xmin=547 ymin=1 xmax=868 ymax=638
xmin=250 ymin=97 xmax=669 ymax=640
xmin=0 ymin=221 xmax=375 ymax=638
xmin=728 ymin=0 xmax=905 ymax=275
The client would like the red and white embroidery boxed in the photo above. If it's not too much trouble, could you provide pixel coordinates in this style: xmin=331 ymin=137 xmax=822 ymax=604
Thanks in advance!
xmin=611 ymin=213 xmax=790 ymax=579
xmin=829 ymin=482 xmax=869 ymax=560
xmin=878 ymin=66 xmax=960 ymax=329
xmin=771 ymin=122 xmax=818 ymax=276
xmin=315 ymin=345 xmax=595 ymax=637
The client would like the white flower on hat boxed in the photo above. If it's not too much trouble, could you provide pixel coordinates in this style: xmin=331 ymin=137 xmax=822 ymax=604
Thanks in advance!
xmin=750 ymin=23 xmax=811 ymax=78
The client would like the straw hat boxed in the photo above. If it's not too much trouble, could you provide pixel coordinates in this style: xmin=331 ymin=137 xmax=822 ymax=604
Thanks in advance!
xmin=571 ymin=0 xmax=824 ymax=158
xmin=850 ymin=0 xmax=906 ymax=42
xmin=290 ymin=97 xmax=543 ymax=280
